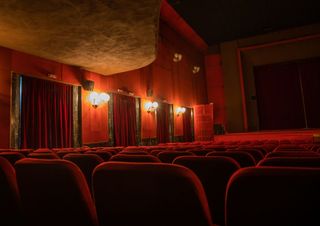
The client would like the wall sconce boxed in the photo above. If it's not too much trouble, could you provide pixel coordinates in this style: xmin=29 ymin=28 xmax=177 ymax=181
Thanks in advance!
xmin=173 ymin=53 xmax=182 ymax=62
xmin=88 ymin=91 xmax=110 ymax=108
xmin=144 ymin=101 xmax=158 ymax=113
xmin=176 ymin=107 xmax=186 ymax=116
xmin=192 ymin=66 xmax=200 ymax=74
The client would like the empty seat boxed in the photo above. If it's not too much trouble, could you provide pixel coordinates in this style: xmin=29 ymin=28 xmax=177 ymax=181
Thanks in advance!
xmin=206 ymin=151 xmax=256 ymax=167
xmin=118 ymin=150 xmax=149 ymax=155
xmin=266 ymin=151 xmax=318 ymax=158
xmin=0 ymin=152 xmax=25 ymax=165
xmin=33 ymin=149 xmax=53 ymax=153
xmin=110 ymin=154 xmax=160 ymax=163
xmin=232 ymin=148 xmax=264 ymax=162
xmin=28 ymin=152 xmax=59 ymax=159
xmin=63 ymin=154 xmax=104 ymax=189
xmin=93 ymin=162 xmax=213 ymax=226
xmin=258 ymin=157 xmax=320 ymax=167
xmin=56 ymin=151 xmax=78 ymax=158
xmin=226 ymin=167 xmax=320 ymax=226
xmin=157 ymin=151 xmax=194 ymax=163
xmin=85 ymin=151 xmax=113 ymax=161
xmin=150 ymin=149 xmax=163 ymax=156
xmin=0 ymin=157 xmax=23 ymax=226
xmin=15 ymin=159 xmax=99 ymax=226
xmin=188 ymin=149 xmax=214 ymax=156
xmin=173 ymin=156 xmax=240 ymax=226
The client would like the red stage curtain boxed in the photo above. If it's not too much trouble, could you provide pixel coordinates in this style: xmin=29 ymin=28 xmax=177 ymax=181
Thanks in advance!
xmin=113 ymin=94 xmax=137 ymax=146
xmin=21 ymin=76 xmax=73 ymax=149
xmin=299 ymin=58 xmax=320 ymax=128
xmin=254 ymin=63 xmax=305 ymax=130
xmin=157 ymin=102 xmax=170 ymax=143
xmin=183 ymin=108 xmax=193 ymax=142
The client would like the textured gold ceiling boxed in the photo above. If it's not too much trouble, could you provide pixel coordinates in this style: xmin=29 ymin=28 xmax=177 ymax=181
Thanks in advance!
xmin=0 ymin=0 xmax=161 ymax=75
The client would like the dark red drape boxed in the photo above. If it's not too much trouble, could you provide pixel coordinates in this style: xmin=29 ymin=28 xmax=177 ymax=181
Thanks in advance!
xmin=156 ymin=102 xmax=170 ymax=143
xmin=299 ymin=58 xmax=320 ymax=128
xmin=254 ymin=63 xmax=305 ymax=130
xmin=183 ymin=108 xmax=193 ymax=142
xmin=113 ymin=94 xmax=137 ymax=146
xmin=21 ymin=76 xmax=73 ymax=149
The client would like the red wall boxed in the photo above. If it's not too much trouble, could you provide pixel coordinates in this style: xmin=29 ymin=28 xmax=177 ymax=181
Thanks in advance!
xmin=0 ymin=19 xmax=207 ymax=147
xmin=205 ymin=54 xmax=226 ymax=125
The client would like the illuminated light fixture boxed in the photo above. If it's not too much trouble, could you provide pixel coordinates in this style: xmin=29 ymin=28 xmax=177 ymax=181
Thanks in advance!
xmin=144 ymin=101 xmax=158 ymax=113
xmin=88 ymin=91 xmax=110 ymax=108
xmin=192 ymin=66 xmax=200 ymax=74
xmin=173 ymin=53 xmax=182 ymax=62
xmin=176 ymin=106 xmax=186 ymax=116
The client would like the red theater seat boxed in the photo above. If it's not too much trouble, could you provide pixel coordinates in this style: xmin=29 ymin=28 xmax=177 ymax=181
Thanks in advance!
xmin=206 ymin=151 xmax=256 ymax=167
xmin=118 ymin=150 xmax=149 ymax=155
xmin=0 ymin=157 xmax=23 ymax=226
xmin=93 ymin=162 xmax=213 ymax=226
xmin=266 ymin=151 xmax=319 ymax=158
xmin=173 ymin=156 xmax=240 ymax=226
xmin=27 ymin=152 xmax=59 ymax=159
xmin=0 ymin=152 xmax=25 ymax=165
xmin=226 ymin=167 xmax=320 ymax=226
xmin=188 ymin=149 xmax=215 ymax=156
xmin=15 ymin=159 xmax=99 ymax=226
xmin=157 ymin=151 xmax=195 ymax=163
xmin=258 ymin=157 xmax=320 ymax=167
xmin=56 ymin=151 xmax=79 ymax=158
xmin=232 ymin=148 xmax=265 ymax=162
xmin=63 ymin=154 xmax=104 ymax=189
xmin=110 ymin=154 xmax=160 ymax=163
xmin=85 ymin=151 xmax=113 ymax=161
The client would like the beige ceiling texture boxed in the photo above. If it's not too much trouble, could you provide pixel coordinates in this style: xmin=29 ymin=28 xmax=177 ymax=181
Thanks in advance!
xmin=0 ymin=0 xmax=161 ymax=75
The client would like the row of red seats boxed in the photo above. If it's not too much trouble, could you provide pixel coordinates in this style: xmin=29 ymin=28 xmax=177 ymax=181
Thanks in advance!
xmin=1 ymin=155 xmax=319 ymax=226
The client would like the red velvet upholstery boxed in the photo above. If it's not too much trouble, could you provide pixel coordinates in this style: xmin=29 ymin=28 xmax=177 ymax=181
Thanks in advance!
xmin=226 ymin=167 xmax=320 ymax=226
xmin=118 ymin=150 xmax=149 ymax=155
xmin=188 ymin=149 xmax=215 ymax=156
xmin=206 ymin=151 xmax=256 ymax=167
xmin=93 ymin=162 xmax=213 ymax=226
xmin=15 ymin=159 xmax=99 ymax=226
xmin=63 ymin=154 xmax=104 ymax=190
xmin=232 ymin=148 xmax=265 ymax=162
xmin=56 ymin=151 xmax=78 ymax=158
xmin=157 ymin=151 xmax=194 ymax=163
xmin=85 ymin=151 xmax=113 ymax=161
xmin=0 ymin=157 xmax=23 ymax=226
xmin=258 ymin=157 xmax=320 ymax=167
xmin=110 ymin=154 xmax=160 ymax=163
xmin=27 ymin=152 xmax=59 ymax=159
xmin=0 ymin=152 xmax=25 ymax=165
xmin=266 ymin=151 xmax=319 ymax=158
xmin=173 ymin=156 xmax=240 ymax=226
xmin=150 ymin=149 xmax=163 ymax=156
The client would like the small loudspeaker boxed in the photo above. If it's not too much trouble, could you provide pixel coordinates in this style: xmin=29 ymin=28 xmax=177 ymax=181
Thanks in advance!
xmin=82 ymin=80 xmax=94 ymax=91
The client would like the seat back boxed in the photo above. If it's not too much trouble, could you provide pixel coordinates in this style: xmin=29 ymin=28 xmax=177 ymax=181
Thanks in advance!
xmin=63 ymin=154 xmax=104 ymax=189
xmin=207 ymin=151 xmax=256 ymax=167
xmin=226 ymin=167 xmax=320 ymax=226
xmin=0 ymin=157 xmax=23 ymax=226
xmin=0 ymin=152 xmax=25 ymax=165
xmin=85 ymin=151 xmax=113 ymax=161
xmin=258 ymin=157 xmax=320 ymax=167
xmin=266 ymin=151 xmax=318 ymax=158
xmin=93 ymin=162 xmax=212 ymax=226
xmin=157 ymin=151 xmax=194 ymax=163
xmin=174 ymin=156 xmax=240 ymax=226
xmin=15 ymin=159 xmax=98 ymax=226
xmin=110 ymin=154 xmax=160 ymax=163
xmin=28 ymin=152 xmax=59 ymax=159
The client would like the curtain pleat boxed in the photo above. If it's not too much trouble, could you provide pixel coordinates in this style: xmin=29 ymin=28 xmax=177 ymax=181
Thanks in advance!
xmin=183 ymin=108 xmax=193 ymax=142
xmin=157 ymin=102 xmax=170 ymax=143
xmin=21 ymin=76 xmax=73 ymax=149
xmin=113 ymin=94 xmax=137 ymax=146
